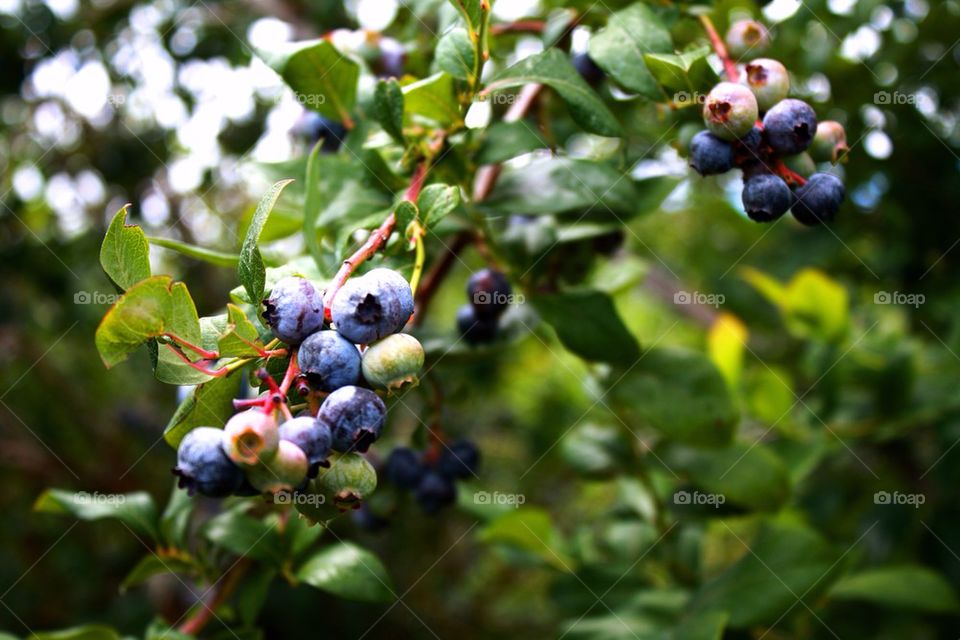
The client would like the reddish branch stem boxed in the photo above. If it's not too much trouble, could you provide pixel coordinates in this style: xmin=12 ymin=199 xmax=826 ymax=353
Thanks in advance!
xmin=773 ymin=158 xmax=808 ymax=187
xmin=699 ymin=15 xmax=739 ymax=82
xmin=178 ymin=560 xmax=250 ymax=635
xmin=165 ymin=344 xmax=228 ymax=377
xmin=490 ymin=20 xmax=545 ymax=35
xmin=164 ymin=333 xmax=220 ymax=360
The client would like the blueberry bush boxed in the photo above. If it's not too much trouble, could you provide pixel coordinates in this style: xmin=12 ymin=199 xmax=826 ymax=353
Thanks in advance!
xmin=4 ymin=0 xmax=960 ymax=639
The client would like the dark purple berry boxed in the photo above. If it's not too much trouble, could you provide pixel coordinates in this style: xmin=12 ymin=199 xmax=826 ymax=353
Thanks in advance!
xmin=415 ymin=471 xmax=457 ymax=514
xmin=438 ymin=440 xmax=480 ymax=480
xmin=292 ymin=112 xmax=346 ymax=152
xmin=318 ymin=386 xmax=387 ymax=453
xmin=331 ymin=268 xmax=414 ymax=344
xmin=762 ymin=99 xmax=817 ymax=155
xmin=298 ymin=330 xmax=361 ymax=392
xmin=262 ymin=277 xmax=325 ymax=345
xmin=173 ymin=427 xmax=244 ymax=497
xmin=572 ymin=52 xmax=604 ymax=84
xmin=792 ymin=173 xmax=845 ymax=226
xmin=689 ymin=131 xmax=734 ymax=176
xmin=279 ymin=415 xmax=332 ymax=477
xmin=384 ymin=447 xmax=425 ymax=490
xmin=742 ymin=173 xmax=792 ymax=222
xmin=457 ymin=304 xmax=498 ymax=345
xmin=467 ymin=268 xmax=512 ymax=318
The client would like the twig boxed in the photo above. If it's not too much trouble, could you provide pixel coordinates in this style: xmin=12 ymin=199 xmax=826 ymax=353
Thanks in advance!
xmin=699 ymin=15 xmax=739 ymax=82
xmin=178 ymin=559 xmax=251 ymax=635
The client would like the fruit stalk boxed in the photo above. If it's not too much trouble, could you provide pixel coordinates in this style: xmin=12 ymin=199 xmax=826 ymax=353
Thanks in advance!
xmin=699 ymin=15 xmax=739 ymax=83
xmin=178 ymin=559 xmax=251 ymax=635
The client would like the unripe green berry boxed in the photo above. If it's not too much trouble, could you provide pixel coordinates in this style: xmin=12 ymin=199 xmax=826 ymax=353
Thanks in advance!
xmin=222 ymin=410 xmax=279 ymax=466
xmin=811 ymin=120 xmax=849 ymax=164
xmin=315 ymin=452 xmax=378 ymax=510
xmin=361 ymin=333 xmax=424 ymax=392
xmin=703 ymin=82 xmax=758 ymax=141
xmin=725 ymin=20 xmax=770 ymax=59
xmin=783 ymin=152 xmax=816 ymax=178
xmin=245 ymin=440 xmax=308 ymax=493
xmin=744 ymin=59 xmax=789 ymax=111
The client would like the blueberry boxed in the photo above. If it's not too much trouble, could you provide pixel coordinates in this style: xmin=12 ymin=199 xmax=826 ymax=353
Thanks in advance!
xmin=384 ymin=447 xmax=425 ymax=489
xmin=245 ymin=440 xmax=309 ymax=494
xmin=457 ymin=304 xmax=498 ymax=345
xmin=174 ymin=427 xmax=244 ymax=497
xmin=725 ymin=20 xmax=770 ymax=59
xmin=298 ymin=330 xmax=361 ymax=392
xmin=792 ymin=173 xmax=845 ymax=226
xmin=744 ymin=58 xmax=789 ymax=111
xmin=742 ymin=173 xmax=792 ymax=222
xmin=279 ymin=415 xmax=332 ymax=477
xmin=331 ymin=268 xmax=414 ymax=344
xmin=689 ymin=131 xmax=734 ymax=176
xmin=415 ymin=472 xmax=457 ymax=514
xmin=352 ymin=504 xmax=389 ymax=532
xmin=361 ymin=333 xmax=424 ymax=392
xmin=262 ymin=276 xmax=325 ymax=345
xmin=292 ymin=112 xmax=346 ymax=152
xmin=316 ymin=451 xmax=378 ymax=510
xmin=811 ymin=120 xmax=849 ymax=164
xmin=438 ymin=440 xmax=480 ymax=480
xmin=736 ymin=125 xmax=765 ymax=160
xmin=376 ymin=37 xmax=405 ymax=78
xmin=467 ymin=268 xmax=512 ymax=318
xmin=703 ymin=82 xmax=759 ymax=141
xmin=222 ymin=410 xmax=279 ymax=466
xmin=318 ymin=386 xmax=387 ymax=453
xmin=762 ymin=99 xmax=817 ymax=155
xmin=572 ymin=51 xmax=604 ymax=84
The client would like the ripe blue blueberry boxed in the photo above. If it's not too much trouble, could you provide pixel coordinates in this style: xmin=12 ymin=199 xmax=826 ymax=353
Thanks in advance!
xmin=318 ymin=385 xmax=387 ymax=453
xmin=438 ymin=440 xmax=480 ymax=480
xmin=572 ymin=51 xmax=604 ymax=84
xmin=725 ymin=20 xmax=770 ymax=59
xmin=742 ymin=173 xmax=792 ymax=222
xmin=762 ymin=99 xmax=818 ymax=155
xmin=352 ymin=504 xmax=389 ymax=532
xmin=297 ymin=330 xmax=361 ymax=392
xmin=744 ymin=59 xmax=790 ymax=111
xmin=811 ymin=120 xmax=849 ymax=164
xmin=174 ymin=427 xmax=244 ymax=497
xmin=457 ymin=304 xmax=498 ymax=345
xmin=331 ymin=268 xmax=414 ymax=344
xmin=361 ymin=333 xmax=424 ymax=392
xmin=384 ymin=447 xmax=425 ymax=490
xmin=415 ymin=471 xmax=457 ymax=514
xmin=377 ymin=37 xmax=406 ymax=78
xmin=467 ymin=268 xmax=512 ymax=318
xmin=293 ymin=112 xmax=346 ymax=152
xmin=792 ymin=173 xmax=845 ymax=226
xmin=703 ymin=82 xmax=759 ymax=141
xmin=279 ymin=415 xmax=332 ymax=476
xmin=689 ymin=131 xmax=734 ymax=176
xmin=262 ymin=276 xmax=325 ymax=345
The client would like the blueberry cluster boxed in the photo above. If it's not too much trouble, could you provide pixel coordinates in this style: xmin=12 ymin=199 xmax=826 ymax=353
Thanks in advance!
xmin=173 ymin=268 xmax=424 ymax=500
xmin=689 ymin=26 xmax=850 ymax=226
xmin=457 ymin=268 xmax=513 ymax=345
xmin=383 ymin=440 xmax=480 ymax=514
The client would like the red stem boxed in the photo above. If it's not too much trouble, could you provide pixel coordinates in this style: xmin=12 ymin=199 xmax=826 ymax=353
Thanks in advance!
xmin=279 ymin=350 xmax=300 ymax=396
xmin=773 ymin=158 xmax=808 ymax=187
xmin=178 ymin=560 xmax=250 ymax=635
xmin=165 ymin=344 xmax=227 ymax=377
xmin=699 ymin=15 xmax=739 ymax=82
xmin=490 ymin=20 xmax=545 ymax=35
xmin=164 ymin=333 xmax=220 ymax=360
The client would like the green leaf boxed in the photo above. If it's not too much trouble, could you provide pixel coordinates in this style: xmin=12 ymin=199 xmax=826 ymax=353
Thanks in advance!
xmin=587 ymin=3 xmax=673 ymax=99
xmin=239 ymin=179 xmax=295 ymax=304
xmin=394 ymin=200 xmax=419 ymax=238
xmin=664 ymin=442 xmax=791 ymax=511
xmin=146 ymin=235 xmax=239 ymax=267
xmin=561 ymin=422 xmax=631 ymax=476
xmin=689 ymin=521 xmax=838 ymax=628
xmin=217 ymin=304 xmax=263 ymax=358
xmin=303 ymin=142 xmax=326 ymax=269
xmin=34 ymin=489 xmax=159 ymax=542
xmin=235 ymin=567 xmax=277 ymax=627
xmin=163 ymin=373 xmax=244 ymax=448
xmin=121 ymin=554 xmax=195 ymax=592
xmin=256 ymin=39 xmax=359 ymax=123
xmin=402 ymin=72 xmax=461 ymax=127
xmin=28 ymin=625 xmax=122 ymax=640
xmin=643 ymin=46 xmax=716 ymax=93
xmin=372 ymin=79 xmax=404 ymax=142
xmin=671 ymin=611 xmax=728 ymax=640
xmin=435 ymin=28 xmax=475 ymax=81
xmin=782 ymin=268 xmax=849 ymax=342
xmin=100 ymin=205 xmax=151 ymax=291
xmin=532 ymin=290 xmax=640 ymax=365
xmin=610 ymin=347 xmax=738 ymax=447
xmin=95 ymin=276 xmax=201 ymax=368
xmin=446 ymin=0 xmax=487 ymax=39
xmin=159 ymin=482 xmax=193 ymax=548
xmin=707 ymin=313 xmax=748 ymax=388
xmin=485 ymin=49 xmax=622 ymax=137
xmin=829 ymin=565 xmax=960 ymax=613
xmin=204 ymin=509 xmax=285 ymax=566
xmin=480 ymin=507 xmax=574 ymax=571
xmin=485 ymin=157 xmax=638 ymax=217
xmin=297 ymin=542 xmax=394 ymax=602
xmin=417 ymin=184 xmax=461 ymax=227
xmin=476 ymin=120 xmax=547 ymax=165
